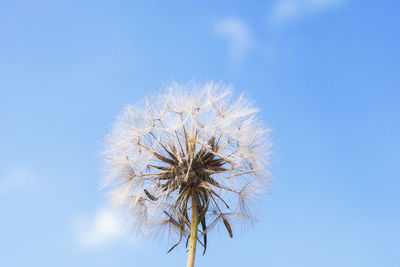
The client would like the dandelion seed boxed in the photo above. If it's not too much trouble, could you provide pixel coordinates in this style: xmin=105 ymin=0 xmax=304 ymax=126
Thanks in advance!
xmin=102 ymin=81 xmax=272 ymax=267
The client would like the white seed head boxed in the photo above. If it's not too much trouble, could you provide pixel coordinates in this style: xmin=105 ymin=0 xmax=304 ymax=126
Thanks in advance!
xmin=102 ymin=81 xmax=272 ymax=252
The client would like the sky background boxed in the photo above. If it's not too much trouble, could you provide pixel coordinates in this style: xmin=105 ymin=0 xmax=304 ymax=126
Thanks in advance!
xmin=1 ymin=1 xmax=399 ymax=266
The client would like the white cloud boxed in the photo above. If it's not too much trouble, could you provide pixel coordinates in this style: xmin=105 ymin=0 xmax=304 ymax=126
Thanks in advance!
xmin=271 ymin=0 xmax=343 ymax=25
xmin=74 ymin=207 xmax=127 ymax=249
xmin=0 ymin=166 xmax=37 ymax=195
xmin=214 ymin=17 xmax=253 ymax=61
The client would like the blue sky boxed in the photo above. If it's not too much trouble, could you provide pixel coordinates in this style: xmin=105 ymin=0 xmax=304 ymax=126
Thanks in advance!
xmin=1 ymin=1 xmax=399 ymax=266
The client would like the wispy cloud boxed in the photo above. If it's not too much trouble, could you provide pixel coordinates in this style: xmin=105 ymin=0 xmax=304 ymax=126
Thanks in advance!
xmin=73 ymin=207 xmax=127 ymax=249
xmin=214 ymin=17 xmax=253 ymax=62
xmin=270 ymin=0 xmax=343 ymax=25
xmin=0 ymin=166 xmax=37 ymax=195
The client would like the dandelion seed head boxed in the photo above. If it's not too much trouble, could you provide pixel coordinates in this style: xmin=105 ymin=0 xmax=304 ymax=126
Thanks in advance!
xmin=102 ymin=81 xmax=272 ymax=252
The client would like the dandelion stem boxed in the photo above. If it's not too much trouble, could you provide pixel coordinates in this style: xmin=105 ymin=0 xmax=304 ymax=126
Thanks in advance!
xmin=187 ymin=192 xmax=199 ymax=267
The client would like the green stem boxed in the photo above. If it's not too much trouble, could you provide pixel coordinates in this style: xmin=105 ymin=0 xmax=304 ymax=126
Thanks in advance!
xmin=187 ymin=192 xmax=199 ymax=267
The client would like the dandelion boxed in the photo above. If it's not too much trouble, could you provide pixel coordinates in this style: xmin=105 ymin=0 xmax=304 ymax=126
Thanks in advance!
xmin=102 ymin=82 xmax=271 ymax=267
